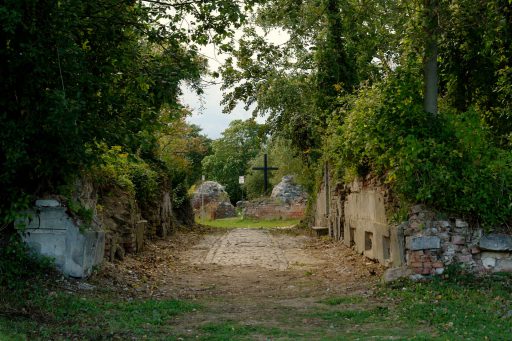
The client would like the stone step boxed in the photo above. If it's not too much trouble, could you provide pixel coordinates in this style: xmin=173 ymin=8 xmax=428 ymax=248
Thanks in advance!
xmin=312 ymin=226 xmax=329 ymax=236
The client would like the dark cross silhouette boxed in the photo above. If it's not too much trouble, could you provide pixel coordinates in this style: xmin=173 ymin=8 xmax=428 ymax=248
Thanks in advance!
xmin=252 ymin=154 xmax=278 ymax=193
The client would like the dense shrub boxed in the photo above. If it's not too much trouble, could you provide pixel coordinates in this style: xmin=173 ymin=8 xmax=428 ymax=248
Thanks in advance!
xmin=92 ymin=144 xmax=161 ymax=205
xmin=0 ymin=235 xmax=54 ymax=292
xmin=330 ymin=68 xmax=512 ymax=228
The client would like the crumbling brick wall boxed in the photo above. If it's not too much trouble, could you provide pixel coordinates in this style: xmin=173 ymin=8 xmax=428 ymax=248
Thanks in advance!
xmin=243 ymin=199 xmax=305 ymax=220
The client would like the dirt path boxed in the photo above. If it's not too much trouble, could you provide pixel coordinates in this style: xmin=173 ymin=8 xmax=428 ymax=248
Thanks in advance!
xmin=92 ymin=227 xmax=408 ymax=339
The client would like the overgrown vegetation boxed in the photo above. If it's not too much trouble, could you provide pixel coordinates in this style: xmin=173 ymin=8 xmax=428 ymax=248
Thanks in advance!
xmin=0 ymin=292 xmax=198 ymax=340
xmin=0 ymin=235 xmax=54 ymax=292
xmin=220 ymin=0 xmax=512 ymax=228
xmin=328 ymin=68 xmax=512 ymax=228
xmin=0 ymin=0 xmax=250 ymax=225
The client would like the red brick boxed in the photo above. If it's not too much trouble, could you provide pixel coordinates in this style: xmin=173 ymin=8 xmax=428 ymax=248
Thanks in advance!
xmin=470 ymin=247 xmax=481 ymax=254
xmin=421 ymin=267 xmax=432 ymax=275
xmin=413 ymin=267 xmax=423 ymax=274
xmin=432 ymin=262 xmax=444 ymax=268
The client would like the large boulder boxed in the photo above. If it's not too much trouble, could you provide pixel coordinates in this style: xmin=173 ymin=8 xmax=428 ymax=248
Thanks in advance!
xmin=271 ymin=176 xmax=307 ymax=204
xmin=192 ymin=181 xmax=235 ymax=219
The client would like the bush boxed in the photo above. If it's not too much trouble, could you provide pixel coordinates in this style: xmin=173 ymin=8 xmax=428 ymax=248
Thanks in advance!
xmin=92 ymin=144 xmax=161 ymax=205
xmin=331 ymin=68 xmax=512 ymax=229
xmin=0 ymin=235 xmax=54 ymax=292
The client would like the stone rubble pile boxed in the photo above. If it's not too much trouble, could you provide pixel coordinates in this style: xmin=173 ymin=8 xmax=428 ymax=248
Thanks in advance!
xmin=242 ymin=176 xmax=307 ymax=220
xmin=192 ymin=181 xmax=236 ymax=219
xmin=271 ymin=176 xmax=307 ymax=204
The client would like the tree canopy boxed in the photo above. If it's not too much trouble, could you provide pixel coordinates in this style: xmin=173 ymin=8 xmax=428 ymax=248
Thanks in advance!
xmin=0 ymin=0 xmax=254 ymax=224
xmin=219 ymin=0 xmax=512 ymax=228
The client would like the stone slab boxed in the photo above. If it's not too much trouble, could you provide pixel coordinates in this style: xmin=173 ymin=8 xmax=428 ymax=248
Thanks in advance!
xmin=203 ymin=228 xmax=288 ymax=270
xmin=479 ymin=234 xmax=512 ymax=251
xmin=383 ymin=266 xmax=412 ymax=283
xmin=406 ymin=236 xmax=441 ymax=250
xmin=495 ymin=259 xmax=512 ymax=272
xmin=35 ymin=199 xmax=61 ymax=207
xmin=16 ymin=204 xmax=105 ymax=278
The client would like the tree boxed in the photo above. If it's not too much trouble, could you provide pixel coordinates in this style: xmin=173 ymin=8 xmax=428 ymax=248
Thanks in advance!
xmin=202 ymin=119 xmax=267 ymax=202
xmin=158 ymin=107 xmax=212 ymax=186
xmin=0 ymin=0 xmax=256 ymax=224
xmin=220 ymin=0 xmax=406 ymax=158
xmin=244 ymin=137 xmax=311 ymax=199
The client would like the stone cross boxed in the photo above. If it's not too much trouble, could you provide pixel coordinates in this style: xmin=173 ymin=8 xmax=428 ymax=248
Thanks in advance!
xmin=252 ymin=154 xmax=278 ymax=193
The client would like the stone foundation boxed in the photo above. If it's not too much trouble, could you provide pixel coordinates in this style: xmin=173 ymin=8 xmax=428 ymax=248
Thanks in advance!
xmin=313 ymin=172 xmax=403 ymax=267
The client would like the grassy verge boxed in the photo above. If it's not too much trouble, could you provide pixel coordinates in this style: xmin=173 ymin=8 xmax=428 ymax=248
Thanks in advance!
xmin=0 ymin=290 xmax=198 ymax=340
xmin=381 ymin=270 xmax=512 ymax=340
xmin=196 ymin=217 xmax=300 ymax=229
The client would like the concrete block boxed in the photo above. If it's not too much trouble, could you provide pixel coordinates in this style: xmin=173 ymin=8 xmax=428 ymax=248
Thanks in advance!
xmin=479 ymin=234 xmax=512 ymax=251
xmin=406 ymin=236 xmax=441 ymax=250
xmin=16 ymin=203 xmax=105 ymax=278
xmin=482 ymin=256 xmax=496 ymax=269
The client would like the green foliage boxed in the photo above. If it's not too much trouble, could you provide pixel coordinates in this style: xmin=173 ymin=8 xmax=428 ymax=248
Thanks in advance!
xmin=330 ymin=68 xmax=512 ymax=228
xmin=202 ymin=119 xmax=267 ymax=203
xmin=92 ymin=144 xmax=160 ymax=205
xmin=245 ymin=137 xmax=313 ymax=198
xmin=0 ymin=0 xmax=254 ymax=227
xmin=0 ymin=235 xmax=54 ymax=292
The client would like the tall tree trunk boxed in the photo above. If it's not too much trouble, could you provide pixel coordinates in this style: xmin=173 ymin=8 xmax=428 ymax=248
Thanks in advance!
xmin=423 ymin=0 xmax=438 ymax=115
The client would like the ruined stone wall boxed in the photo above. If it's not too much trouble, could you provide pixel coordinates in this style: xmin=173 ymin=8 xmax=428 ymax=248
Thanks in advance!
xmin=192 ymin=181 xmax=236 ymax=220
xmin=243 ymin=199 xmax=305 ymax=220
xmin=312 ymin=168 xmax=512 ymax=278
xmin=312 ymin=171 xmax=403 ymax=267
xmin=343 ymin=181 xmax=403 ymax=267
xmin=402 ymin=205 xmax=512 ymax=278
xmin=140 ymin=191 xmax=174 ymax=239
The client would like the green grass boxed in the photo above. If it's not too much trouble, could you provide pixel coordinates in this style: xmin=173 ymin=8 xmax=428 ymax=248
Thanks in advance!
xmin=197 ymin=216 xmax=300 ymax=228
xmin=0 ymin=291 xmax=198 ymax=340
xmin=196 ymin=321 xmax=302 ymax=340
xmin=381 ymin=270 xmax=512 ymax=340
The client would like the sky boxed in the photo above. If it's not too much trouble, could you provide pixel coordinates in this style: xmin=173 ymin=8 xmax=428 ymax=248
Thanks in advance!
xmin=180 ymin=79 xmax=263 ymax=140
xmin=179 ymin=28 xmax=288 ymax=140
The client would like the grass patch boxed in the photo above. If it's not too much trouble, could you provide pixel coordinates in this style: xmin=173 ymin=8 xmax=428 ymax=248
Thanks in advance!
xmin=197 ymin=217 xmax=300 ymax=229
xmin=383 ymin=270 xmax=512 ymax=340
xmin=0 ymin=291 xmax=199 ymax=340
xmin=198 ymin=321 xmax=300 ymax=340
xmin=306 ymin=306 xmax=389 ymax=324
